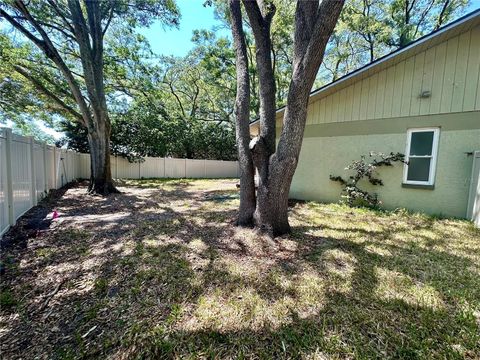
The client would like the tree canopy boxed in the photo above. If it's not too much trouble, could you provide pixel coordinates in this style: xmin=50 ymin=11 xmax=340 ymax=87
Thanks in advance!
xmin=0 ymin=0 xmax=471 ymax=163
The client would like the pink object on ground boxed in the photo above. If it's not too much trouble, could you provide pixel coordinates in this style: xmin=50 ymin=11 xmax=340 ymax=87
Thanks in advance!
xmin=52 ymin=210 xmax=59 ymax=220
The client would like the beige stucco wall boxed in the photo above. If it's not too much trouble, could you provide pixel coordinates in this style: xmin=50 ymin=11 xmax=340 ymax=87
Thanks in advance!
xmin=290 ymin=114 xmax=480 ymax=218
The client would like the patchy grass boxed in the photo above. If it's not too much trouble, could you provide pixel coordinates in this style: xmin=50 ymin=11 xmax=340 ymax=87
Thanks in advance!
xmin=0 ymin=290 xmax=17 ymax=309
xmin=1 ymin=179 xmax=479 ymax=359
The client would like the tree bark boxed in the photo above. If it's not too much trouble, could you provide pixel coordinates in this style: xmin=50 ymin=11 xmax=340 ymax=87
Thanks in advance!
xmin=87 ymin=124 xmax=117 ymax=194
xmin=68 ymin=0 xmax=117 ymax=194
xmin=241 ymin=0 xmax=278 ymax=231
xmin=229 ymin=0 xmax=256 ymax=226
xmin=230 ymin=0 xmax=345 ymax=237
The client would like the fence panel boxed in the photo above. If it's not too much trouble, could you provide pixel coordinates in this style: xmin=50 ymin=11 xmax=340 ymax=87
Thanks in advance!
xmin=66 ymin=151 xmax=74 ymax=183
xmin=165 ymin=158 xmax=186 ymax=178
xmin=1 ymin=127 xmax=239 ymax=236
xmin=0 ymin=132 xmax=8 ymax=235
xmin=45 ymin=146 xmax=55 ymax=190
xmin=204 ymin=160 xmax=238 ymax=178
xmin=80 ymin=153 xmax=89 ymax=180
xmin=56 ymin=149 xmax=65 ymax=188
xmin=116 ymin=156 xmax=140 ymax=179
xmin=34 ymin=142 xmax=46 ymax=201
xmin=140 ymin=157 xmax=164 ymax=178
xmin=11 ymin=135 xmax=32 ymax=220
xmin=186 ymin=159 xmax=205 ymax=178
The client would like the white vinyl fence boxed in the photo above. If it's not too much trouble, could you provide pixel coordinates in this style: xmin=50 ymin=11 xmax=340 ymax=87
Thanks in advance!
xmin=0 ymin=127 xmax=239 ymax=236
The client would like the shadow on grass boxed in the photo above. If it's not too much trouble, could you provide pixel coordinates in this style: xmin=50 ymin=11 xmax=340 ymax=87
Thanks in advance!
xmin=1 ymin=181 xmax=479 ymax=359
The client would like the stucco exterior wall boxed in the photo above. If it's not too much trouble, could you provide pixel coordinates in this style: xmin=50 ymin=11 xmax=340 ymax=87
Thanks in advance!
xmin=290 ymin=114 xmax=480 ymax=218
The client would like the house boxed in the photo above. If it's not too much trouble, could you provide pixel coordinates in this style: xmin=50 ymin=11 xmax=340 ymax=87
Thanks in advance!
xmin=250 ymin=9 xmax=480 ymax=222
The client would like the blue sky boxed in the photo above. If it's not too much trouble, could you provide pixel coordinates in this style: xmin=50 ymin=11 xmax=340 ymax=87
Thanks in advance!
xmin=138 ymin=0 xmax=230 ymax=57
xmin=139 ymin=0 xmax=480 ymax=57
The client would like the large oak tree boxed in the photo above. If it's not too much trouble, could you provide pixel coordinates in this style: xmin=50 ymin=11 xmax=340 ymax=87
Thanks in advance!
xmin=230 ymin=0 xmax=345 ymax=236
xmin=0 ymin=0 xmax=179 ymax=194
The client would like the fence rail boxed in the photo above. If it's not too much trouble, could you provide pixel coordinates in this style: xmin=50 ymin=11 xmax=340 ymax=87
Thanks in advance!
xmin=0 ymin=128 xmax=239 ymax=236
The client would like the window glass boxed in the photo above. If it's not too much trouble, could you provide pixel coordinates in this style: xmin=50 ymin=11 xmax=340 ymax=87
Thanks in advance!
xmin=410 ymin=131 xmax=434 ymax=156
xmin=407 ymin=158 xmax=431 ymax=182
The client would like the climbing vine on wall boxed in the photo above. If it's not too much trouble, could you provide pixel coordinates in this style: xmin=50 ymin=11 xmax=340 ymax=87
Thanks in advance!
xmin=330 ymin=152 xmax=405 ymax=208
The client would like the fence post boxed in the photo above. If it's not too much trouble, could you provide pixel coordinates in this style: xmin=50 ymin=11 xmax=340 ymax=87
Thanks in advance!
xmin=60 ymin=150 xmax=65 ymax=187
xmin=43 ymin=142 xmax=48 ymax=195
xmin=29 ymin=136 xmax=37 ymax=206
xmin=53 ymin=147 xmax=58 ymax=189
xmin=5 ymin=129 xmax=15 ymax=226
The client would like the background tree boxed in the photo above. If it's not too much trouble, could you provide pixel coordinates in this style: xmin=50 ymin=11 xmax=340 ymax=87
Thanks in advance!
xmin=0 ymin=0 xmax=179 ymax=194
xmin=386 ymin=0 xmax=468 ymax=47
xmin=52 ymin=29 xmax=238 ymax=161
xmin=318 ymin=0 xmax=468 ymax=83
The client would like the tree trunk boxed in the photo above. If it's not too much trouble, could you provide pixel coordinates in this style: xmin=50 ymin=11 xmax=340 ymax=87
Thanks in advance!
xmin=242 ymin=1 xmax=278 ymax=230
xmin=252 ymin=151 xmax=294 ymax=236
xmin=87 ymin=120 xmax=117 ymax=195
xmin=230 ymin=0 xmax=344 ymax=236
xmin=230 ymin=0 xmax=256 ymax=226
xmin=255 ymin=87 xmax=310 ymax=236
xmin=237 ymin=137 xmax=256 ymax=225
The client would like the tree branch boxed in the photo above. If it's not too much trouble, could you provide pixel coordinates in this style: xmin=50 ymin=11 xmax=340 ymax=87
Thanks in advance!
xmin=13 ymin=65 xmax=84 ymax=123
xmin=2 ymin=0 xmax=92 ymax=126
xmin=0 ymin=8 xmax=44 ymax=48
xmin=242 ymin=0 xmax=277 ymax=154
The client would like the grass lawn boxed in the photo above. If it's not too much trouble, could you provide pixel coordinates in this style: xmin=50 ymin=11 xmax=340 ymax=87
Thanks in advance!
xmin=0 ymin=179 xmax=479 ymax=359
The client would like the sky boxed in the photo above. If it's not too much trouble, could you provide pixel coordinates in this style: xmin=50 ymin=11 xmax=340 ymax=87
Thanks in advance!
xmin=139 ymin=0 xmax=480 ymax=58
xmin=138 ymin=0 xmax=230 ymax=57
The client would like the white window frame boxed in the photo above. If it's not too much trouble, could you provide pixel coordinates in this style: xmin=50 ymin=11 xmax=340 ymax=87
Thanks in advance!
xmin=403 ymin=127 xmax=440 ymax=186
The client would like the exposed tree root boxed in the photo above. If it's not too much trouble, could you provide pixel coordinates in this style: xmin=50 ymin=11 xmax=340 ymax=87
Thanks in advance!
xmin=87 ymin=181 xmax=121 ymax=196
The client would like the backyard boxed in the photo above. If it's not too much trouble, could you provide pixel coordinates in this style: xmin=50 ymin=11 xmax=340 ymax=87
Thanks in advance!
xmin=0 ymin=179 xmax=479 ymax=359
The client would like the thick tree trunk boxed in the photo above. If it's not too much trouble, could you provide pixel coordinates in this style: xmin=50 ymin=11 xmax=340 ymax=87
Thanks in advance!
xmin=257 ymin=0 xmax=344 ymax=237
xmin=255 ymin=89 xmax=310 ymax=236
xmin=230 ymin=0 xmax=256 ymax=226
xmin=230 ymin=0 xmax=344 ymax=236
xmin=242 ymin=1 xmax=278 ymax=231
xmin=251 ymin=140 xmax=294 ymax=236
xmin=237 ymin=138 xmax=256 ymax=225
xmin=68 ymin=0 xmax=118 ymax=195
xmin=254 ymin=182 xmax=291 ymax=236
xmin=86 ymin=116 xmax=118 ymax=195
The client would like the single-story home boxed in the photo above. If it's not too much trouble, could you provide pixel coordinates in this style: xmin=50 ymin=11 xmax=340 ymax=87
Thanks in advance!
xmin=250 ymin=9 xmax=480 ymax=223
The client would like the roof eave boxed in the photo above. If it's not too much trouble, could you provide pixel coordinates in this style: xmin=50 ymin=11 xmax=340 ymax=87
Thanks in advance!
xmin=249 ymin=8 xmax=480 ymax=127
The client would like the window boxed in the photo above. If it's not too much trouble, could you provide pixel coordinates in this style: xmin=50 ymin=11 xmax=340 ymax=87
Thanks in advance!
xmin=403 ymin=128 xmax=440 ymax=186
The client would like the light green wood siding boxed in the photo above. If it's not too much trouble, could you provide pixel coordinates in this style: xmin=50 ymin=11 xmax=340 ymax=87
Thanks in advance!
xmin=298 ymin=25 xmax=480 ymax=125
xmin=464 ymin=25 xmax=480 ymax=110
